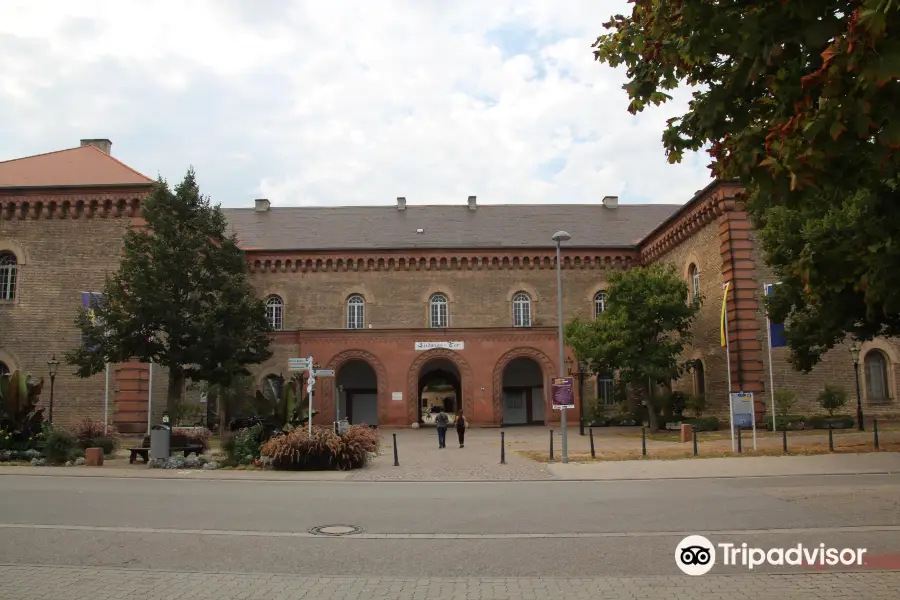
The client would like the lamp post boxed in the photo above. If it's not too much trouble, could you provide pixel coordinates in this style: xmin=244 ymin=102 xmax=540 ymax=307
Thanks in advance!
xmin=849 ymin=342 xmax=864 ymax=431
xmin=47 ymin=355 xmax=59 ymax=424
xmin=552 ymin=230 xmax=571 ymax=463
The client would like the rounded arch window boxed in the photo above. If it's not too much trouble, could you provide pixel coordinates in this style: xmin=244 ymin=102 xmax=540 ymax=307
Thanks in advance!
xmin=0 ymin=252 xmax=17 ymax=301
xmin=347 ymin=294 xmax=365 ymax=329
xmin=688 ymin=264 xmax=700 ymax=301
xmin=593 ymin=291 xmax=607 ymax=318
xmin=864 ymin=350 xmax=890 ymax=401
xmin=266 ymin=295 xmax=284 ymax=331
xmin=429 ymin=294 xmax=448 ymax=328
xmin=512 ymin=292 xmax=531 ymax=327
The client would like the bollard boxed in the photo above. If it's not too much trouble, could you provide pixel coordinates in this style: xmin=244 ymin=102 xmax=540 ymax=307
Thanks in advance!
xmin=641 ymin=427 xmax=647 ymax=457
xmin=550 ymin=429 xmax=554 ymax=461
xmin=500 ymin=431 xmax=506 ymax=464
xmin=874 ymin=418 xmax=880 ymax=450
xmin=737 ymin=426 xmax=742 ymax=454
xmin=692 ymin=426 xmax=698 ymax=457
xmin=828 ymin=424 xmax=834 ymax=452
xmin=392 ymin=433 xmax=399 ymax=466
xmin=589 ymin=428 xmax=596 ymax=459
xmin=782 ymin=427 xmax=788 ymax=454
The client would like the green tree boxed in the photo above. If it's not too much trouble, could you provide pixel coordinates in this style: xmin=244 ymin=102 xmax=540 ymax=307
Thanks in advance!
xmin=593 ymin=1 xmax=900 ymax=372
xmin=65 ymin=169 xmax=273 ymax=412
xmin=565 ymin=263 xmax=700 ymax=431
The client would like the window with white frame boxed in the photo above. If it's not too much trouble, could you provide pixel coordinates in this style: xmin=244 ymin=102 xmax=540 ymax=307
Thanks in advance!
xmin=597 ymin=374 xmax=616 ymax=405
xmin=266 ymin=295 xmax=284 ymax=331
xmin=689 ymin=264 xmax=700 ymax=301
xmin=512 ymin=292 xmax=531 ymax=327
xmin=864 ymin=350 xmax=890 ymax=401
xmin=0 ymin=252 xmax=17 ymax=301
xmin=347 ymin=294 xmax=365 ymax=329
xmin=430 ymin=293 xmax=448 ymax=328
xmin=593 ymin=291 xmax=607 ymax=318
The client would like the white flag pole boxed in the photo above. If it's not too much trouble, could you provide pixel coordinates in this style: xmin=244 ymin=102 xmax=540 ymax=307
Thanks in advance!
xmin=764 ymin=283 xmax=778 ymax=433
xmin=104 ymin=363 xmax=110 ymax=435
xmin=147 ymin=361 xmax=153 ymax=435
xmin=723 ymin=283 xmax=735 ymax=452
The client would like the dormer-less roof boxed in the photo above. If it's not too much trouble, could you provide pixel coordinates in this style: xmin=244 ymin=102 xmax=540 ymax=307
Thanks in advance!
xmin=0 ymin=144 xmax=153 ymax=189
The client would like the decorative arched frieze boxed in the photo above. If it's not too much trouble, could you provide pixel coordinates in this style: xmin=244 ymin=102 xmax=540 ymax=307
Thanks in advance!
xmin=407 ymin=348 xmax=475 ymax=426
xmin=322 ymin=349 xmax=390 ymax=424
xmin=0 ymin=193 xmax=146 ymax=221
xmin=491 ymin=346 xmax=556 ymax=423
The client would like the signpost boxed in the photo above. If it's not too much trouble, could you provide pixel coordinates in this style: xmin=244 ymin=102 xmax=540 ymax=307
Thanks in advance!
xmin=551 ymin=377 xmax=575 ymax=410
xmin=313 ymin=369 xmax=335 ymax=377
xmin=289 ymin=357 xmax=310 ymax=372
xmin=730 ymin=391 xmax=758 ymax=451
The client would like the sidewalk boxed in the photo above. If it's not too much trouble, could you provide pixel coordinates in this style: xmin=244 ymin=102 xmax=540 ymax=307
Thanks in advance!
xmin=546 ymin=452 xmax=900 ymax=481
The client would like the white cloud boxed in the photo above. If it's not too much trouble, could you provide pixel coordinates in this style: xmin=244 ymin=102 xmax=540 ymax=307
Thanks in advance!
xmin=0 ymin=0 xmax=712 ymax=207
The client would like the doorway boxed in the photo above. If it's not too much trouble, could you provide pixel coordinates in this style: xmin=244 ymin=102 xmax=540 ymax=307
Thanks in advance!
xmin=417 ymin=358 xmax=462 ymax=426
xmin=336 ymin=359 xmax=379 ymax=426
xmin=501 ymin=357 xmax=545 ymax=425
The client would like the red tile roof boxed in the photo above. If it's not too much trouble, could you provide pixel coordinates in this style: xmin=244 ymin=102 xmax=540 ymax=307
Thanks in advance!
xmin=0 ymin=145 xmax=153 ymax=188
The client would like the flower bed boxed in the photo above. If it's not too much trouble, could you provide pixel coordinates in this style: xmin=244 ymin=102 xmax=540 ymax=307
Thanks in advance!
xmin=260 ymin=425 xmax=379 ymax=471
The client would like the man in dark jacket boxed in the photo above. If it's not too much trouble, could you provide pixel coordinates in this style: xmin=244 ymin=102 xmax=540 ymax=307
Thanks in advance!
xmin=434 ymin=409 xmax=449 ymax=448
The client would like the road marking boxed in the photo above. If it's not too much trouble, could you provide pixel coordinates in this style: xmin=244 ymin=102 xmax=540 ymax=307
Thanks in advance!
xmin=1 ymin=522 xmax=899 ymax=540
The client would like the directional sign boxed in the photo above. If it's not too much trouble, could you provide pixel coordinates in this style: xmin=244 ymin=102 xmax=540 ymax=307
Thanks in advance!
xmin=288 ymin=357 xmax=310 ymax=372
xmin=313 ymin=369 xmax=335 ymax=377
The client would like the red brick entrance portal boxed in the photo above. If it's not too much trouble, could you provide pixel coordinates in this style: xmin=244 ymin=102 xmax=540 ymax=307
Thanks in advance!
xmin=259 ymin=327 xmax=574 ymax=427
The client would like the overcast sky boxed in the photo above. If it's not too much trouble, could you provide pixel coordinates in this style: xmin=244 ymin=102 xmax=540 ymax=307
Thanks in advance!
xmin=0 ymin=1 xmax=711 ymax=208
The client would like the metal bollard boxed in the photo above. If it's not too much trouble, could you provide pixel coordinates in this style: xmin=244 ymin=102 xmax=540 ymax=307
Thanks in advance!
xmin=828 ymin=424 xmax=834 ymax=452
xmin=782 ymin=427 xmax=788 ymax=454
xmin=589 ymin=428 xmax=596 ymax=459
xmin=500 ymin=431 xmax=506 ymax=464
xmin=641 ymin=427 xmax=647 ymax=457
xmin=692 ymin=426 xmax=698 ymax=457
xmin=550 ymin=429 xmax=554 ymax=461
xmin=874 ymin=418 xmax=880 ymax=450
xmin=737 ymin=427 xmax=742 ymax=454
xmin=392 ymin=433 xmax=399 ymax=466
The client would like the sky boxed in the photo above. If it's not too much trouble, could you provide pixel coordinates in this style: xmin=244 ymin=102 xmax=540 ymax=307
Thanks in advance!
xmin=0 ymin=0 xmax=712 ymax=208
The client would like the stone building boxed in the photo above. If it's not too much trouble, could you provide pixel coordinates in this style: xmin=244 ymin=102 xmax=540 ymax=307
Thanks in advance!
xmin=1 ymin=139 xmax=897 ymax=432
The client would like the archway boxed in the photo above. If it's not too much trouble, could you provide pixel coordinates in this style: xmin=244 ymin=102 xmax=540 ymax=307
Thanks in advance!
xmin=500 ymin=357 xmax=546 ymax=425
xmin=417 ymin=358 xmax=462 ymax=427
xmin=336 ymin=359 xmax=379 ymax=426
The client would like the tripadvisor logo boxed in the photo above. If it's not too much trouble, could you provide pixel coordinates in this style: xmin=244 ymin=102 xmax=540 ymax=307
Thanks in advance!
xmin=675 ymin=535 xmax=868 ymax=575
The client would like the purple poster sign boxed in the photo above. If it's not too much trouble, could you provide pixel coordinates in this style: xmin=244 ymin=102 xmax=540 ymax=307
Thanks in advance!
xmin=551 ymin=377 xmax=575 ymax=410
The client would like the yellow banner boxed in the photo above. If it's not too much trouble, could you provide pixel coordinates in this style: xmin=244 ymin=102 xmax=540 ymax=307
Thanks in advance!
xmin=720 ymin=282 xmax=730 ymax=347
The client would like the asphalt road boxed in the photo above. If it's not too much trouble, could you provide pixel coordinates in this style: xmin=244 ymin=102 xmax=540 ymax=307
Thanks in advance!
xmin=0 ymin=473 xmax=899 ymax=598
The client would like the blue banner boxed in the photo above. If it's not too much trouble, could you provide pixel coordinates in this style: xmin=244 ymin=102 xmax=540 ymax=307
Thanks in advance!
xmin=764 ymin=284 xmax=787 ymax=348
xmin=81 ymin=291 xmax=104 ymax=349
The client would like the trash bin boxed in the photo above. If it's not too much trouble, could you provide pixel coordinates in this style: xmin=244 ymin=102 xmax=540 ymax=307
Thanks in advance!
xmin=336 ymin=419 xmax=350 ymax=435
xmin=149 ymin=424 xmax=171 ymax=460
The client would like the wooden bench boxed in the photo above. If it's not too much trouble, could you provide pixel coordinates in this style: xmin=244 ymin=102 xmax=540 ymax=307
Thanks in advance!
xmin=129 ymin=445 xmax=204 ymax=464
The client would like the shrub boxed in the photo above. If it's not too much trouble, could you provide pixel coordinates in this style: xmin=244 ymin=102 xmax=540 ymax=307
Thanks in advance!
xmin=43 ymin=430 xmax=76 ymax=464
xmin=172 ymin=427 xmax=212 ymax=450
xmin=91 ymin=436 xmax=117 ymax=455
xmin=260 ymin=425 xmax=379 ymax=471
xmin=685 ymin=394 xmax=707 ymax=418
xmin=71 ymin=418 xmax=119 ymax=449
xmin=818 ymin=385 xmax=847 ymax=417
xmin=682 ymin=416 xmax=720 ymax=431
xmin=774 ymin=390 xmax=797 ymax=417
xmin=226 ymin=425 xmax=264 ymax=464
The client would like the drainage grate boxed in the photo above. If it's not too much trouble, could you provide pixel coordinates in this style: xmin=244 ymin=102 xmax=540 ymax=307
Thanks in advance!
xmin=309 ymin=524 xmax=364 ymax=537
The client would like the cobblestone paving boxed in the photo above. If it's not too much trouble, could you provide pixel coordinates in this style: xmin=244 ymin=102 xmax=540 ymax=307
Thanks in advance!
xmin=1 ymin=565 xmax=898 ymax=599
xmin=348 ymin=428 xmax=556 ymax=480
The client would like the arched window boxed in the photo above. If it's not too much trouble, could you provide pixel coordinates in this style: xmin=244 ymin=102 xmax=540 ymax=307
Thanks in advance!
xmin=0 ymin=252 xmax=17 ymax=301
xmin=429 ymin=293 xmax=448 ymax=328
xmin=594 ymin=291 xmax=607 ymax=318
xmin=864 ymin=350 xmax=890 ymax=401
xmin=512 ymin=292 xmax=531 ymax=327
xmin=265 ymin=295 xmax=284 ymax=331
xmin=347 ymin=294 xmax=365 ymax=329
xmin=693 ymin=360 xmax=706 ymax=396
xmin=688 ymin=264 xmax=700 ymax=301
xmin=597 ymin=372 xmax=615 ymax=405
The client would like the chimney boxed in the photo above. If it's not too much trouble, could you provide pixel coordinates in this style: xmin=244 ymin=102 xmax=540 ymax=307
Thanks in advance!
xmin=468 ymin=195 xmax=477 ymax=211
xmin=254 ymin=198 xmax=271 ymax=212
xmin=80 ymin=138 xmax=112 ymax=155
xmin=602 ymin=195 xmax=619 ymax=209
xmin=397 ymin=197 xmax=406 ymax=211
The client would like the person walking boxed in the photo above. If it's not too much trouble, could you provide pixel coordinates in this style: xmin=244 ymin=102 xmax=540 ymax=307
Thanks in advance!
xmin=455 ymin=409 xmax=468 ymax=448
xmin=434 ymin=409 xmax=449 ymax=448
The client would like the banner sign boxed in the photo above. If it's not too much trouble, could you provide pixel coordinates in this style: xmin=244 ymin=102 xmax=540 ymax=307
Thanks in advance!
xmin=764 ymin=283 xmax=787 ymax=348
xmin=551 ymin=377 xmax=575 ymax=410
xmin=730 ymin=392 xmax=754 ymax=428
xmin=415 ymin=341 xmax=464 ymax=351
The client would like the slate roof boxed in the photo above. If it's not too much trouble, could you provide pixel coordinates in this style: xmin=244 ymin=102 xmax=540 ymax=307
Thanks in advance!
xmin=0 ymin=145 xmax=154 ymax=188
xmin=222 ymin=203 xmax=681 ymax=251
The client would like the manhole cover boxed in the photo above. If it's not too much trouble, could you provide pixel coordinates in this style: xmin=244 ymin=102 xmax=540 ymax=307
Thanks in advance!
xmin=309 ymin=524 xmax=364 ymax=536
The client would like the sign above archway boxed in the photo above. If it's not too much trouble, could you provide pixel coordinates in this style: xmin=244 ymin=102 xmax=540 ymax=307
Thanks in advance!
xmin=414 ymin=341 xmax=464 ymax=351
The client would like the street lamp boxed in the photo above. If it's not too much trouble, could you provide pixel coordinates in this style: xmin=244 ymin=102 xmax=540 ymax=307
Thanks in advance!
xmin=47 ymin=355 xmax=59 ymax=424
xmin=552 ymin=230 xmax=571 ymax=463
xmin=849 ymin=342 xmax=864 ymax=431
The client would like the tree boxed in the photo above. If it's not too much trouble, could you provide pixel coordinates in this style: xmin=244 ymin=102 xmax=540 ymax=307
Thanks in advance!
xmin=593 ymin=1 xmax=900 ymax=372
xmin=565 ymin=263 xmax=700 ymax=431
xmin=65 ymin=169 xmax=273 ymax=412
